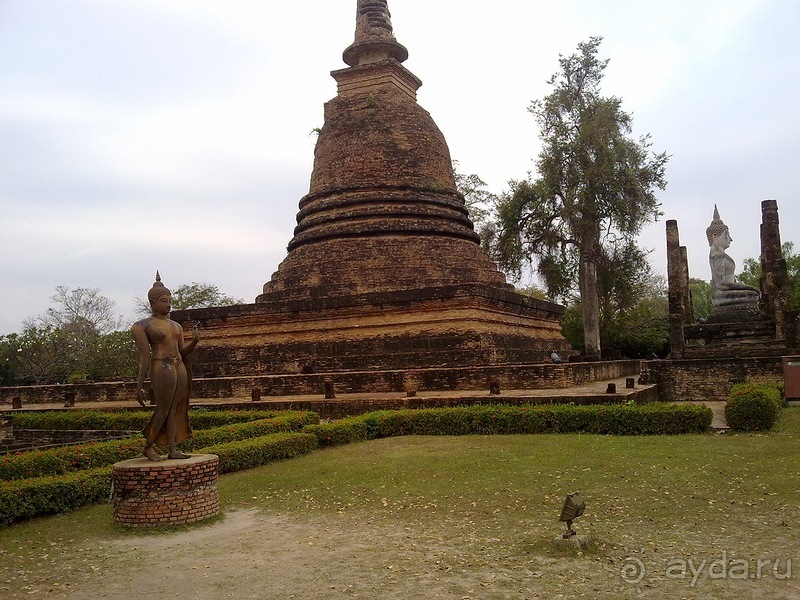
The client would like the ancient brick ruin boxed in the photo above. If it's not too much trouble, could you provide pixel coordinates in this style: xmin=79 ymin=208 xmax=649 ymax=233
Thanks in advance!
xmin=666 ymin=199 xmax=798 ymax=359
xmin=644 ymin=199 xmax=798 ymax=402
xmin=173 ymin=1 xmax=571 ymax=378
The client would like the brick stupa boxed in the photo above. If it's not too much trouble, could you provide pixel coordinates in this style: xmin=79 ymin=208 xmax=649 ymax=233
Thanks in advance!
xmin=175 ymin=1 xmax=571 ymax=376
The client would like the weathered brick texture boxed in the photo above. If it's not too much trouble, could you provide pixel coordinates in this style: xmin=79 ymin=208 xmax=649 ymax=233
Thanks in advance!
xmin=112 ymin=454 xmax=219 ymax=528
xmin=640 ymin=357 xmax=783 ymax=403
xmin=171 ymin=7 xmax=572 ymax=377
xmin=0 ymin=360 xmax=641 ymax=407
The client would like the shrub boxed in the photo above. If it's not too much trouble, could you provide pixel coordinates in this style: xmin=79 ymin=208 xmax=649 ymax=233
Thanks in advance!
xmin=726 ymin=383 xmax=783 ymax=431
xmin=0 ymin=467 xmax=112 ymax=526
xmin=0 ymin=413 xmax=319 ymax=481
xmin=0 ymin=403 xmax=714 ymax=526
xmin=6 ymin=410 xmax=146 ymax=431
xmin=304 ymin=420 xmax=370 ymax=447
xmin=0 ymin=438 xmax=141 ymax=481
xmin=6 ymin=409 xmax=310 ymax=431
xmin=198 ymin=433 xmax=318 ymax=473
xmin=303 ymin=403 xmax=712 ymax=441
xmin=184 ymin=413 xmax=319 ymax=450
xmin=0 ymin=432 xmax=319 ymax=525
xmin=729 ymin=382 xmax=784 ymax=409
xmin=190 ymin=410 xmax=317 ymax=430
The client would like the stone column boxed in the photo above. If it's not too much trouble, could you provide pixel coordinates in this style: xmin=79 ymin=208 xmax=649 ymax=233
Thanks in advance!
xmin=679 ymin=246 xmax=692 ymax=324
xmin=760 ymin=199 xmax=789 ymax=339
xmin=666 ymin=220 xmax=686 ymax=358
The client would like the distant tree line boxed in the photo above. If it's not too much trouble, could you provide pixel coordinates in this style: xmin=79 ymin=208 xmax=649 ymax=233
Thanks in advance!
xmin=737 ymin=242 xmax=800 ymax=310
xmin=0 ymin=283 xmax=242 ymax=386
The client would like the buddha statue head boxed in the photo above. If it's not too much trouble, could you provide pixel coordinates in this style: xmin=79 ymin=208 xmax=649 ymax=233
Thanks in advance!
xmin=147 ymin=271 xmax=172 ymax=315
xmin=706 ymin=205 xmax=732 ymax=250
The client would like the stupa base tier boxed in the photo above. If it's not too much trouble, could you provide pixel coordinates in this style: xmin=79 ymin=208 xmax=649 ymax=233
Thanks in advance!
xmin=174 ymin=285 xmax=571 ymax=377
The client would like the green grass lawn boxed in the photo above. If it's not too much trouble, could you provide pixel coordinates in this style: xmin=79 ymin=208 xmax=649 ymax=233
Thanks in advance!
xmin=1 ymin=408 xmax=798 ymax=599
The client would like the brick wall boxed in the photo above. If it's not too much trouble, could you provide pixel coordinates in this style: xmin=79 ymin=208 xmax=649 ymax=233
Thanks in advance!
xmin=640 ymin=357 xmax=784 ymax=402
xmin=0 ymin=360 xmax=641 ymax=406
xmin=12 ymin=429 xmax=140 ymax=446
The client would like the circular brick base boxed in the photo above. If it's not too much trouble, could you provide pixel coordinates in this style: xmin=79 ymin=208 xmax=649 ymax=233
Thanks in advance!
xmin=112 ymin=454 xmax=220 ymax=527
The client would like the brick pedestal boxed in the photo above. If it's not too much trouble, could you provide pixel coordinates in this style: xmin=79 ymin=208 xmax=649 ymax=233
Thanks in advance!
xmin=112 ymin=454 xmax=220 ymax=527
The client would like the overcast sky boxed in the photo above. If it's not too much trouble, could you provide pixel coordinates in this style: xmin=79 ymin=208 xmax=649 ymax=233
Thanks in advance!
xmin=1 ymin=0 xmax=798 ymax=334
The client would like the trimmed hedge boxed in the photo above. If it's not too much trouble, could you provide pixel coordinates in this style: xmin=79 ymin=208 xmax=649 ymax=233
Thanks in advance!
xmin=183 ymin=413 xmax=319 ymax=451
xmin=199 ymin=433 xmax=318 ymax=474
xmin=0 ymin=403 xmax=714 ymax=525
xmin=0 ymin=467 xmax=113 ymax=526
xmin=725 ymin=382 xmax=784 ymax=431
xmin=0 ymin=432 xmax=318 ymax=525
xmin=0 ymin=438 xmax=141 ymax=481
xmin=303 ymin=421 xmax=370 ymax=447
xmin=304 ymin=403 xmax=713 ymax=446
xmin=0 ymin=413 xmax=319 ymax=481
xmin=5 ymin=409 xmax=304 ymax=431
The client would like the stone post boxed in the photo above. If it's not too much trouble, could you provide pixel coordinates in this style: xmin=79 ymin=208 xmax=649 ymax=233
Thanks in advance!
xmin=760 ymin=199 xmax=789 ymax=339
xmin=666 ymin=220 xmax=686 ymax=358
xmin=679 ymin=246 xmax=693 ymax=324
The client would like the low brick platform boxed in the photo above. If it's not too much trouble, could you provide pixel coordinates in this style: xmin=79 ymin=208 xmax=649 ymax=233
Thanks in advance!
xmin=112 ymin=454 xmax=219 ymax=528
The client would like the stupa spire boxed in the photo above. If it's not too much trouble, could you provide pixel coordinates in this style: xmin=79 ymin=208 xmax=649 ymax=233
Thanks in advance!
xmin=342 ymin=0 xmax=408 ymax=66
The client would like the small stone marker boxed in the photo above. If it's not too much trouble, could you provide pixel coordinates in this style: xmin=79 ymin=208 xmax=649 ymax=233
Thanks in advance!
xmin=251 ymin=388 xmax=261 ymax=402
xmin=625 ymin=377 xmax=635 ymax=389
xmin=605 ymin=383 xmax=616 ymax=394
xmin=489 ymin=380 xmax=501 ymax=395
xmin=63 ymin=392 xmax=76 ymax=408
xmin=12 ymin=396 xmax=22 ymax=409
xmin=554 ymin=534 xmax=590 ymax=549
xmin=324 ymin=381 xmax=336 ymax=399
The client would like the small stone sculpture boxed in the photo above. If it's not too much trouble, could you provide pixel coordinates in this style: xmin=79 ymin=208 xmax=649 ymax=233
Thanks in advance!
xmin=706 ymin=206 xmax=760 ymax=312
xmin=131 ymin=272 xmax=200 ymax=461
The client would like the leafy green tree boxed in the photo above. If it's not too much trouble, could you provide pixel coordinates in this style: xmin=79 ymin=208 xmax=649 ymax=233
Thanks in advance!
xmin=84 ymin=330 xmax=137 ymax=381
xmin=453 ymin=161 xmax=498 ymax=250
xmin=610 ymin=282 xmax=669 ymax=358
xmin=491 ymin=37 xmax=669 ymax=360
xmin=688 ymin=278 xmax=712 ymax=322
xmin=0 ymin=334 xmax=21 ymax=385
xmin=560 ymin=303 xmax=584 ymax=352
xmin=171 ymin=283 xmax=244 ymax=310
xmin=134 ymin=282 xmax=244 ymax=316
xmin=1 ymin=286 xmax=135 ymax=385
xmin=737 ymin=241 xmax=800 ymax=309
xmin=5 ymin=324 xmax=75 ymax=385
xmin=20 ymin=286 xmax=127 ymax=383
xmin=558 ymin=253 xmax=669 ymax=358
xmin=515 ymin=284 xmax=549 ymax=301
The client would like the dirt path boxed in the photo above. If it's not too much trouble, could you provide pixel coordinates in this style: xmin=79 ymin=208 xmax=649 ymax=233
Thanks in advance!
xmin=25 ymin=508 xmax=607 ymax=600
xmin=17 ymin=504 xmax=796 ymax=600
